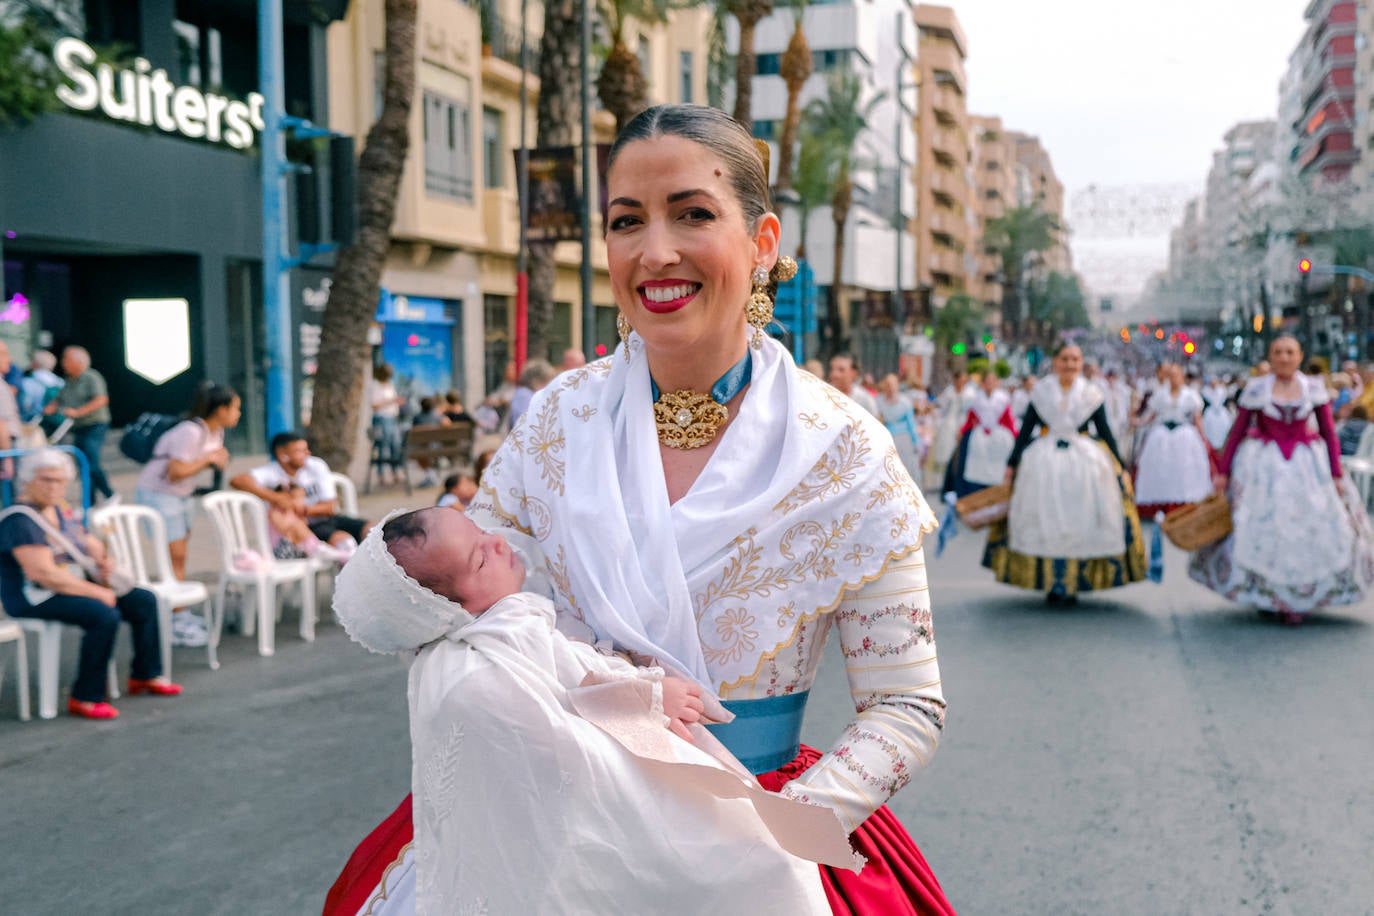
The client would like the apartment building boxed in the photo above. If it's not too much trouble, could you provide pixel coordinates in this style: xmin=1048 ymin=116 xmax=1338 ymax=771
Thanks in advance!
xmin=1288 ymin=0 xmax=1362 ymax=183
xmin=1355 ymin=0 xmax=1374 ymax=188
xmin=327 ymin=0 xmax=710 ymax=399
xmin=732 ymin=0 xmax=918 ymax=365
xmin=912 ymin=4 xmax=973 ymax=309
xmin=1004 ymin=131 xmax=1071 ymax=276
xmin=970 ymin=115 xmax=1013 ymax=318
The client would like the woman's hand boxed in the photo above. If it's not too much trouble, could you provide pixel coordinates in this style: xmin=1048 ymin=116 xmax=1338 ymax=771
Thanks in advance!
xmin=661 ymin=676 xmax=705 ymax=742
xmin=206 ymin=447 xmax=230 ymax=470
xmin=1213 ymin=474 xmax=1228 ymax=495
xmin=92 ymin=585 xmax=117 ymax=608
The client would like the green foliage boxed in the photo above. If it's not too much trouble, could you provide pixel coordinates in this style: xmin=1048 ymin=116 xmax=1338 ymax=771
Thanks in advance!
xmin=803 ymin=69 xmax=884 ymax=170
xmin=932 ymin=292 xmax=982 ymax=355
xmin=1027 ymin=271 xmax=1089 ymax=333
xmin=982 ymin=204 xmax=1060 ymax=279
xmin=0 ymin=14 xmax=61 ymax=127
xmin=791 ymin=129 xmax=838 ymax=257
xmin=706 ymin=7 xmax=731 ymax=109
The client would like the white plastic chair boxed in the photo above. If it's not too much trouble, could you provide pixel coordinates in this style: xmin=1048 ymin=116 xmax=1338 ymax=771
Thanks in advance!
xmin=201 ymin=492 xmax=317 ymax=657
xmin=0 ymin=616 xmax=30 ymax=721
xmin=17 ymin=617 xmax=119 ymax=719
xmin=331 ymin=472 xmax=359 ymax=517
xmin=90 ymin=504 xmax=211 ymax=674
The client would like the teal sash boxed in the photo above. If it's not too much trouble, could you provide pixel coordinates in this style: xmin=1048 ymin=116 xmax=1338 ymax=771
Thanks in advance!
xmin=706 ymin=691 xmax=809 ymax=775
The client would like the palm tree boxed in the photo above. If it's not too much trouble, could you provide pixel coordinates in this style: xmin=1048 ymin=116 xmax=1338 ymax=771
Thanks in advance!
xmin=772 ymin=0 xmax=812 ymax=195
xmin=804 ymin=70 xmax=883 ymax=345
xmin=791 ymin=129 xmax=837 ymax=260
xmin=310 ymin=0 xmax=417 ymax=470
xmin=724 ymin=0 xmax=774 ymax=129
xmin=596 ymin=0 xmax=687 ymax=132
xmin=982 ymin=204 xmax=1060 ymax=340
xmin=526 ymin=0 xmax=584 ymax=362
xmin=931 ymin=292 xmax=982 ymax=383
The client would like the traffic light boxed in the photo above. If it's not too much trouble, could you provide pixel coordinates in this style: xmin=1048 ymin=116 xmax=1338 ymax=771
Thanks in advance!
xmin=951 ymin=342 xmax=967 ymax=355
xmin=1299 ymin=258 xmax=1312 ymax=274
xmin=1183 ymin=341 xmax=1196 ymax=355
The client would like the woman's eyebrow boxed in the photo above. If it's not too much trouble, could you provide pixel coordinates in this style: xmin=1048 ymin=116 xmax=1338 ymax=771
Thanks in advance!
xmin=607 ymin=189 xmax=719 ymax=210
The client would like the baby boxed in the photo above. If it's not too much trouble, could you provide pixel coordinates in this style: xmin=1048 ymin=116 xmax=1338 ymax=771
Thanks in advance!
xmin=332 ymin=508 xmax=852 ymax=915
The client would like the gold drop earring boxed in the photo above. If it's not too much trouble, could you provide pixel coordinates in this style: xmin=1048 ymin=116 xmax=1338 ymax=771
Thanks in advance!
xmin=616 ymin=312 xmax=631 ymax=361
xmin=746 ymin=265 xmax=773 ymax=350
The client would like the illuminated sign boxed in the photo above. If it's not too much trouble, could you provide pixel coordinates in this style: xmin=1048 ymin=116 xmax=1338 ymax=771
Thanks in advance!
xmin=53 ymin=37 xmax=265 ymax=149
xmin=123 ymin=298 xmax=191 ymax=383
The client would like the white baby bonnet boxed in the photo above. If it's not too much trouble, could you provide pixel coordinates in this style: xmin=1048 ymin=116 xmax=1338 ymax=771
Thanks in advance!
xmin=333 ymin=508 xmax=473 ymax=654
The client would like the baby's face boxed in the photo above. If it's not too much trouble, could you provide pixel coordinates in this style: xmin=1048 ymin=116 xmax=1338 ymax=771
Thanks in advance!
xmin=398 ymin=508 xmax=526 ymax=614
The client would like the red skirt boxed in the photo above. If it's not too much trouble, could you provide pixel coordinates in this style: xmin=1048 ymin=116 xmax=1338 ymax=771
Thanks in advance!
xmin=323 ymin=744 xmax=956 ymax=915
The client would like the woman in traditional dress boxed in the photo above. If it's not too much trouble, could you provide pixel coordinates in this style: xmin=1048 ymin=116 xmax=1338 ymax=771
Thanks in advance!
xmin=942 ymin=370 xmax=1017 ymax=499
xmin=929 ymin=370 xmax=973 ymax=481
xmin=877 ymin=372 xmax=924 ymax=481
xmin=1132 ymin=363 xmax=1213 ymax=517
xmin=982 ymin=343 xmax=1147 ymax=602
xmin=324 ymin=104 xmax=955 ymax=916
xmin=1200 ymin=375 xmax=1235 ymax=451
xmin=1190 ymin=335 xmax=1374 ymax=625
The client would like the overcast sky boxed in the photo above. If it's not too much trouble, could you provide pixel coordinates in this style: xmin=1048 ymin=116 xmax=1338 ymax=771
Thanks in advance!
xmin=955 ymin=0 xmax=1312 ymax=299
xmin=959 ymin=0 xmax=1310 ymax=189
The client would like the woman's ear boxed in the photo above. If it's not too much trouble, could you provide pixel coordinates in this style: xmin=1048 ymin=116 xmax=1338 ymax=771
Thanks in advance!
xmin=754 ymin=212 xmax=782 ymax=267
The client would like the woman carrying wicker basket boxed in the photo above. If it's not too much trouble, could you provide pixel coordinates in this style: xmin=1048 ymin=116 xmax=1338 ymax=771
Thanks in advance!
xmin=1189 ymin=335 xmax=1374 ymax=625
xmin=982 ymin=343 xmax=1147 ymax=602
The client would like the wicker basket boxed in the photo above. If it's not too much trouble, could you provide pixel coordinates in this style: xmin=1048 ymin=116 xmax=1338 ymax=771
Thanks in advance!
xmin=955 ymin=484 xmax=1012 ymax=529
xmin=1160 ymin=493 xmax=1232 ymax=551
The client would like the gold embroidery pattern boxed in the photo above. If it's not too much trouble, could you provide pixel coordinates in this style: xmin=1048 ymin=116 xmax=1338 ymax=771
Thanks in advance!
xmin=359 ymin=842 xmax=415 ymax=916
xmin=571 ymin=404 xmax=597 ymax=422
xmin=547 ymin=544 xmax=585 ymax=622
xmin=774 ymin=423 xmax=872 ymax=514
xmin=799 ymin=411 xmax=828 ymax=430
xmin=844 ymin=544 xmax=875 ymax=565
xmin=524 ymin=389 xmax=566 ymax=496
xmin=703 ymin=607 xmax=759 ymax=666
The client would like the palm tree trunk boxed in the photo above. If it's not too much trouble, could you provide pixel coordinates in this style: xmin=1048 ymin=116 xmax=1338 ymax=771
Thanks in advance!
xmin=732 ymin=16 xmax=759 ymax=128
xmin=527 ymin=0 xmax=582 ymax=362
xmin=310 ymin=0 xmax=417 ymax=471
xmin=775 ymin=23 xmax=812 ymax=194
xmin=831 ymin=176 xmax=851 ymax=345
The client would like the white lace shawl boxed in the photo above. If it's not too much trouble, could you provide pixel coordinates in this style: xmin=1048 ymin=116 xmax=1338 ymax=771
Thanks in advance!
xmin=1238 ymin=372 xmax=1330 ymax=419
xmin=467 ymin=333 xmax=937 ymax=694
xmin=1028 ymin=375 xmax=1105 ymax=438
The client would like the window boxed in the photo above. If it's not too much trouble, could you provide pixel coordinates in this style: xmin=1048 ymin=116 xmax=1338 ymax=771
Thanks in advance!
xmin=424 ymin=88 xmax=474 ymax=201
xmin=680 ymin=51 xmax=694 ymax=103
xmin=756 ymin=53 xmax=781 ymax=76
xmin=813 ymin=49 xmax=852 ymax=71
xmin=483 ymin=295 xmax=510 ymax=393
xmin=483 ymin=107 xmax=504 ymax=189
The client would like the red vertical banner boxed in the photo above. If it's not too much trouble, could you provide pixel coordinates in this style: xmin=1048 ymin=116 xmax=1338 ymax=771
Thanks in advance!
xmin=515 ymin=271 xmax=529 ymax=373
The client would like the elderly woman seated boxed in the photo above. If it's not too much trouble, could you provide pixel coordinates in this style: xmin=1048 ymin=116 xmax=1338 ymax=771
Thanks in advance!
xmin=0 ymin=448 xmax=182 ymax=719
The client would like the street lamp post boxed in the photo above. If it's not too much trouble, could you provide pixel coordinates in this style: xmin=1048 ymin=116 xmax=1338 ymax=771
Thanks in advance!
xmin=515 ymin=0 xmax=530 ymax=373
xmin=893 ymin=14 xmax=917 ymax=334
xmin=579 ymin=0 xmax=595 ymax=360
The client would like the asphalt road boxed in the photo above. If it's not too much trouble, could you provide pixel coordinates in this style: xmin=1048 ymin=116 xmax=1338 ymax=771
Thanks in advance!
xmin=3 ymin=509 xmax=1372 ymax=915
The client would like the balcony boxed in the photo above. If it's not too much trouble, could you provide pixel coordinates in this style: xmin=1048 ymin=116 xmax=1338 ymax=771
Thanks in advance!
xmin=919 ymin=39 xmax=967 ymax=95
xmin=927 ymin=247 xmax=963 ymax=276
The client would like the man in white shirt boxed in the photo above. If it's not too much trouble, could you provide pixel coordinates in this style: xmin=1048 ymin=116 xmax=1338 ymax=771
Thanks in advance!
xmin=230 ymin=432 xmax=371 ymax=547
xmin=827 ymin=353 xmax=880 ymax=416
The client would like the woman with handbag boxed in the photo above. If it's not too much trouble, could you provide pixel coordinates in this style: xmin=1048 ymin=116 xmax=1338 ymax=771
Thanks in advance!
xmin=1190 ymin=335 xmax=1374 ymax=624
xmin=983 ymin=343 xmax=1147 ymax=602
xmin=0 ymin=448 xmax=182 ymax=719
xmin=134 ymin=383 xmax=240 ymax=648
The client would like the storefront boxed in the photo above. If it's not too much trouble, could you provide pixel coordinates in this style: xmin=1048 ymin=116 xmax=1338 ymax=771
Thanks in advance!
xmin=0 ymin=0 xmax=347 ymax=452
xmin=374 ymin=290 xmax=460 ymax=403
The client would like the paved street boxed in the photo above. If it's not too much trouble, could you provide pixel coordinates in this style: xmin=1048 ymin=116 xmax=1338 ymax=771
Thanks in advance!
xmin=2 ymin=479 xmax=1373 ymax=915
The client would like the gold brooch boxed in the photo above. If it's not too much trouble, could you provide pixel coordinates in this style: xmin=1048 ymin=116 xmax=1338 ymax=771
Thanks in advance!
xmin=652 ymin=389 xmax=729 ymax=449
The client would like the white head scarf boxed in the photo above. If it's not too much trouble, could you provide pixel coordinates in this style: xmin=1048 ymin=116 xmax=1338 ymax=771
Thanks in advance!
xmin=332 ymin=509 xmax=473 ymax=654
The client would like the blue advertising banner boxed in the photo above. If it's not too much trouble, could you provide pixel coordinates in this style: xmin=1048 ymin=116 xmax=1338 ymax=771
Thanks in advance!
xmin=381 ymin=321 xmax=453 ymax=400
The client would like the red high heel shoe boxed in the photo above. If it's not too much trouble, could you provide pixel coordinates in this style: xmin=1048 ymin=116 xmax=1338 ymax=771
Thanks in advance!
xmin=67 ymin=698 xmax=120 ymax=719
xmin=127 ymin=677 xmax=184 ymax=696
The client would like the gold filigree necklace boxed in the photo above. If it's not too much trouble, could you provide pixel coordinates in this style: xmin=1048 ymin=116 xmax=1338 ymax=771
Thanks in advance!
xmin=651 ymin=353 xmax=752 ymax=450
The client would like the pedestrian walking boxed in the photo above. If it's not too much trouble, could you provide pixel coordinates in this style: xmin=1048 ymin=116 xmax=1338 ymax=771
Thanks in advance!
xmin=325 ymin=103 xmax=955 ymax=916
xmin=133 ymin=382 xmax=239 ymax=647
xmin=46 ymin=346 xmax=115 ymax=504
xmin=1190 ymin=335 xmax=1374 ymax=624
xmin=1200 ymin=374 xmax=1235 ymax=450
xmin=368 ymin=364 xmax=404 ymax=486
xmin=826 ymin=352 xmax=879 ymax=416
xmin=929 ymin=369 xmax=974 ymax=484
xmin=984 ymin=342 xmax=1147 ymax=601
xmin=507 ymin=359 xmax=555 ymax=429
xmin=876 ymin=373 xmax=924 ymax=481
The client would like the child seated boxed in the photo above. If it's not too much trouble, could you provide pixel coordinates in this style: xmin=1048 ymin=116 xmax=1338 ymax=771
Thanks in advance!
xmin=332 ymin=508 xmax=854 ymax=915
xmin=435 ymin=470 xmax=477 ymax=509
xmin=262 ymin=484 xmax=353 ymax=564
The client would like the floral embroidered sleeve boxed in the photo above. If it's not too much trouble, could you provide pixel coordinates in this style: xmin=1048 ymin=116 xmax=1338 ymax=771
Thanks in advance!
xmin=780 ymin=550 xmax=944 ymax=833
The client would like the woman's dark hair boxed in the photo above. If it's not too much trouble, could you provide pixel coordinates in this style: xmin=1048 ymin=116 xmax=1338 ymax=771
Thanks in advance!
xmin=1050 ymin=340 xmax=1081 ymax=359
xmin=608 ymin=104 xmax=771 ymax=232
xmin=1352 ymin=404 xmax=1368 ymax=421
xmin=420 ymin=396 xmax=437 ymax=413
xmin=1270 ymin=333 xmax=1301 ymax=353
xmin=374 ymin=363 xmax=394 ymax=383
xmin=191 ymin=382 xmax=238 ymax=420
xmin=475 ymin=448 xmax=497 ymax=485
